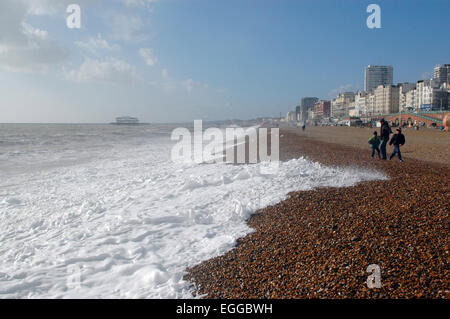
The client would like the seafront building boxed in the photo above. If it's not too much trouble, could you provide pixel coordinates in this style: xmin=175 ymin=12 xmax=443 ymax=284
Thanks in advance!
xmin=434 ymin=64 xmax=450 ymax=85
xmin=415 ymin=78 xmax=448 ymax=111
xmin=405 ymin=89 xmax=416 ymax=111
xmin=347 ymin=100 xmax=357 ymax=117
xmin=354 ymin=91 xmax=368 ymax=116
xmin=331 ymin=92 xmax=354 ymax=119
xmin=295 ymin=105 xmax=301 ymax=121
xmin=291 ymin=63 xmax=448 ymax=123
xmin=299 ymin=97 xmax=319 ymax=122
xmin=313 ymin=100 xmax=331 ymax=119
xmin=399 ymin=83 xmax=416 ymax=112
xmin=367 ymin=93 xmax=376 ymax=116
xmin=364 ymin=65 xmax=394 ymax=92
xmin=286 ymin=111 xmax=296 ymax=122
xmin=374 ymin=84 xmax=400 ymax=115
xmin=307 ymin=108 xmax=315 ymax=121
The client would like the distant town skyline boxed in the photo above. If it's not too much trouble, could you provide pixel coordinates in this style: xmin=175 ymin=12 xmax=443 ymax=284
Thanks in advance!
xmin=0 ymin=0 xmax=449 ymax=123
xmin=292 ymin=62 xmax=448 ymax=125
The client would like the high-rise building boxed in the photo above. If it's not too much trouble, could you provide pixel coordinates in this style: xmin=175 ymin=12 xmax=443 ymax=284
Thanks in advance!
xmin=364 ymin=65 xmax=394 ymax=92
xmin=295 ymin=105 xmax=301 ymax=122
xmin=434 ymin=64 xmax=450 ymax=85
xmin=299 ymin=97 xmax=318 ymax=122
xmin=300 ymin=97 xmax=319 ymax=109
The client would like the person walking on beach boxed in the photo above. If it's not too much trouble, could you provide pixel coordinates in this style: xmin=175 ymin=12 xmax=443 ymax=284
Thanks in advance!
xmin=379 ymin=119 xmax=392 ymax=160
xmin=389 ymin=127 xmax=406 ymax=162
xmin=302 ymin=122 xmax=306 ymax=131
xmin=368 ymin=131 xmax=381 ymax=159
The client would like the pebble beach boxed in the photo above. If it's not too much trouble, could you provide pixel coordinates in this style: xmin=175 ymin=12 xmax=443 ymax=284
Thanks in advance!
xmin=186 ymin=127 xmax=450 ymax=299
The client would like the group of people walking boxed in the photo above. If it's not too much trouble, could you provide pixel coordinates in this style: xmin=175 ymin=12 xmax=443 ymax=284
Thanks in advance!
xmin=368 ymin=119 xmax=405 ymax=162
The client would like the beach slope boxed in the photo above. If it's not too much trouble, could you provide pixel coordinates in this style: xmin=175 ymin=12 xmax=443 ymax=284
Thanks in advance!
xmin=186 ymin=128 xmax=449 ymax=298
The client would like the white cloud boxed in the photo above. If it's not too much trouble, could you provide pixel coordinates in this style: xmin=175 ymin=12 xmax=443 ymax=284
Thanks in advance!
xmin=159 ymin=68 xmax=176 ymax=91
xmin=0 ymin=0 xmax=68 ymax=72
xmin=139 ymin=48 xmax=157 ymax=66
xmin=421 ymin=71 xmax=432 ymax=80
xmin=75 ymin=34 xmax=121 ymax=55
xmin=25 ymin=0 xmax=100 ymax=16
xmin=0 ymin=1 xmax=28 ymax=46
xmin=328 ymin=84 xmax=359 ymax=97
xmin=25 ymin=0 xmax=59 ymax=15
xmin=156 ymin=69 xmax=208 ymax=93
xmin=121 ymin=0 xmax=159 ymax=7
xmin=105 ymin=12 xmax=147 ymax=43
xmin=161 ymin=68 xmax=169 ymax=79
xmin=22 ymin=23 xmax=49 ymax=39
xmin=182 ymin=78 xmax=208 ymax=92
xmin=67 ymin=58 xmax=139 ymax=84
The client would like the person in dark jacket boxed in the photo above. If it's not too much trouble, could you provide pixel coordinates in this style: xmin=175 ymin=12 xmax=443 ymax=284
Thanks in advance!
xmin=368 ymin=131 xmax=381 ymax=158
xmin=389 ymin=127 xmax=405 ymax=162
xmin=379 ymin=119 xmax=392 ymax=160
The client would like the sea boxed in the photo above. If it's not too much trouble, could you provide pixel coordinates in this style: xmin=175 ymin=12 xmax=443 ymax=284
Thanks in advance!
xmin=0 ymin=123 xmax=386 ymax=298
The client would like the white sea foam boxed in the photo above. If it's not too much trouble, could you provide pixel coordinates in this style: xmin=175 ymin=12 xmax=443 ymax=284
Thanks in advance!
xmin=0 ymin=124 xmax=386 ymax=298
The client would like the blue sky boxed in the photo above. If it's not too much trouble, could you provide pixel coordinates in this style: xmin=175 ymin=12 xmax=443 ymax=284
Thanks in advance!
xmin=0 ymin=0 xmax=449 ymax=123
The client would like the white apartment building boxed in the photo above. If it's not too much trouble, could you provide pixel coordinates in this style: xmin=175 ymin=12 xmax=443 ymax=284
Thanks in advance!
xmin=286 ymin=111 xmax=296 ymax=122
xmin=405 ymin=89 xmax=416 ymax=111
xmin=399 ymin=82 xmax=416 ymax=111
xmin=347 ymin=101 xmax=357 ymax=117
xmin=415 ymin=78 xmax=442 ymax=110
xmin=364 ymin=65 xmax=394 ymax=92
xmin=367 ymin=92 xmax=376 ymax=115
xmin=374 ymin=84 xmax=400 ymax=114
xmin=331 ymin=92 xmax=355 ymax=119
xmin=354 ymin=91 xmax=368 ymax=116
xmin=307 ymin=108 xmax=315 ymax=121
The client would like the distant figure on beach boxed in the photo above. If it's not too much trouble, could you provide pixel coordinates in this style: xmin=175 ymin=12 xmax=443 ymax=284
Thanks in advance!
xmin=379 ymin=119 xmax=392 ymax=160
xmin=302 ymin=123 xmax=306 ymax=131
xmin=389 ymin=127 xmax=405 ymax=162
xmin=368 ymin=131 xmax=381 ymax=159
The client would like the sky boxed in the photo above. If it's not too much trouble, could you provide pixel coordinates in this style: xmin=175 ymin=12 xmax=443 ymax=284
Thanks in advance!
xmin=0 ymin=0 xmax=449 ymax=123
